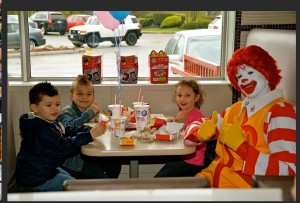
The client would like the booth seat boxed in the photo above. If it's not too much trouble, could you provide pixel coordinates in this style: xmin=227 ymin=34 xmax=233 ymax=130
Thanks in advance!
xmin=63 ymin=176 xmax=210 ymax=191
xmin=252 ymin=175 xmax=294 ymax=201
xmin=247 ymin=28 xmax=296 ymax=202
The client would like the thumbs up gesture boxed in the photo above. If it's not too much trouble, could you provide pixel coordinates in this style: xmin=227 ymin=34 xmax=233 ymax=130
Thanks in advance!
xmin=197 ymin=111 xmax=218 ymax=141
xmin=219 ymin=115 xmax=245 ymax=151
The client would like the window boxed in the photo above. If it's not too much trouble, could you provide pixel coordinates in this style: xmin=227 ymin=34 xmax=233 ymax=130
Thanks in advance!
xmin=67 ymin=16 xmax=73 ymax=21
xmin=91 ymin=17 xmax=100 ymax=25
xmin=174 ymin=36 xmax=184 ymax=61
xmin=9 ymin=23 xmax=19 ymax=32
xmin=164 ymin=35 xmax=181 ymax=55
xmin=7 ymin=11 xmax=234 ymax=82
xmin=36 ymin=12 xmax=47 ymax=20
xmin=131 ymin=17 xmax=139 ymax=24
xmin=187 ymin=36 xmax=221 ymax=64
xmin=52 ymin=14 xmax=65 ymax=21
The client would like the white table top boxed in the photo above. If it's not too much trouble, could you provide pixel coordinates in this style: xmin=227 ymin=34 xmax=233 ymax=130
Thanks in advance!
xmin=7 ymin=188 xmax=283 ymax=201
xmin=81 ymin=123 xmax=196 ymax=157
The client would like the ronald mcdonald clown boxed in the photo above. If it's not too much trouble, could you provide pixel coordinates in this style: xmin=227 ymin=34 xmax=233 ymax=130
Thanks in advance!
xmin=184 ymin=45 xmax=296 ymax=188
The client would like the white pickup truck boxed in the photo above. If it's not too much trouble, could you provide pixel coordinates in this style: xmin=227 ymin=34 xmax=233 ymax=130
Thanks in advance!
xmin=68 ymin=15 xmax=142 ymax=48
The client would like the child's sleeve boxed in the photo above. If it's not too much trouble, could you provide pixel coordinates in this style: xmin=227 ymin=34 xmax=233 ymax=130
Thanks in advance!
xmin=35 ymin=125 xmax=93 ymax=160
xmin=184 ymin=109 xmax=225 ymax=146
xmin=58 ymin=125 xmax=93 ymax=158
xmin=183 ymin=118 xmax=205 ymax=146
xmin=60 ymin=108 xmax=96 ymax=126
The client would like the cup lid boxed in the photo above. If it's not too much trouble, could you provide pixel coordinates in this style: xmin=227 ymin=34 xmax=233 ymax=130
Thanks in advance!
xmin=134 ymin=104 xmax=150 ymax=108
xmin=108 ymin=104 xmax=124 ymax=108
xmin=133 ymin=102 xmax=149 ymax=105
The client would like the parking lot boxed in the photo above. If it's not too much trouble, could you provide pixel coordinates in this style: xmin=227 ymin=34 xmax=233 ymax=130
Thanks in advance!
xmin=8 ymin=33 xmax=179 ymax=78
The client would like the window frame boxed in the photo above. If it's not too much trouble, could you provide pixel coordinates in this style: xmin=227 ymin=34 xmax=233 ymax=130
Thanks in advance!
xmin=9 ymin=11 xmax=235 ymax=83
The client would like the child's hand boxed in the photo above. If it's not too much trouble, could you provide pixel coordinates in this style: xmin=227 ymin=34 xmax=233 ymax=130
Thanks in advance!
xmin=90 ymin=102 xmax=100 ymax=114
xmin=90 ymin=123 xmax=106 ymax=139
xmin=175 ymin=110 xmax=187 ymax=123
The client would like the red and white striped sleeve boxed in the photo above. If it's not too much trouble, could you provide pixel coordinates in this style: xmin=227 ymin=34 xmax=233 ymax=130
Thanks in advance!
xmin=241 ymin=102 xmax=296 ymax=176
xmin=184 ymin=110 xmax=225 ymax=146
xmin=184 ymin=118 xmax=205 ymax=146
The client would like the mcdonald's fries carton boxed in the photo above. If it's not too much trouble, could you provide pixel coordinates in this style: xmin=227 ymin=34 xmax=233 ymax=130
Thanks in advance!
xmin=119 ymin=131 xmax=137 ymax=146
xmin=118 ymin=55 xmax=139 ymax=84
xmin=149 ymin=50 xmax=169 ymax=84
xmin=82 ymin=50 xmax=102 ymax=84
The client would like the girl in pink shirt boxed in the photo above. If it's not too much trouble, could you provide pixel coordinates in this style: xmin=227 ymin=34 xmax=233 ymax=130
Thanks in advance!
xmin=155 ymin=79 xmax=214 ymax=177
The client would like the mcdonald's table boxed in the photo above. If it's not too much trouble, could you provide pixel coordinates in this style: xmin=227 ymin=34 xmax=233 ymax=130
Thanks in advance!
xmin=81 ymin=122 xmax=196 ymax=178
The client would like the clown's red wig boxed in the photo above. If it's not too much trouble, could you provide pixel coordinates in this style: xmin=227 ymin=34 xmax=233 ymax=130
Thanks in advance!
xmin=227 ymin=45 xmax=282 ymax=93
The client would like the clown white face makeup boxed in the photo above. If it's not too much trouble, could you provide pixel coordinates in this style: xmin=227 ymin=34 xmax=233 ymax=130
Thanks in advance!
xmin=236 ymin=65 xmax=270 ymax=101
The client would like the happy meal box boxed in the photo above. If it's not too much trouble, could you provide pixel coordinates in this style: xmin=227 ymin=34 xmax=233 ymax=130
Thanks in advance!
xmin=155 ymin=122 xmax=184 ymax=140
xmin=149 ymin=50 xmax=169 ymax=84
xmin=117 ymin=55 xmax=139 ymax=84
xmin=82 ymin=52 xmax=102 ymax=84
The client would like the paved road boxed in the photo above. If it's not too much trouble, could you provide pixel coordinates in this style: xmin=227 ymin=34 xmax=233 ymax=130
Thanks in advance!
xmin=8 ymin=33 xmax=180 ymax=78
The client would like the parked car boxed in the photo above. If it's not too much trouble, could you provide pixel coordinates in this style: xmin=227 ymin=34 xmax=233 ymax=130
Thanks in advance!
xmin=208 ymin=15 xmax=222 ymax=29
xmin=164 ymin=29 xmax=221 ymax=70
xmin=8 ymin=15 xmax=38 ymax=28
xmin=68 ymin=15 xmax=142 ymax=48
xmin=29 ymin=11 xmax=67 ymax=35
xmin=7 ymin=22 xmax=46 ymax=50
xmin=66 ymin=14 xmax=91 ymax=31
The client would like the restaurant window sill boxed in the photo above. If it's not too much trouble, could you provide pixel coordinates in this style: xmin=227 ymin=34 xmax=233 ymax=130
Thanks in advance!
xmin=8 ymin=80 xmax=231 ymax=87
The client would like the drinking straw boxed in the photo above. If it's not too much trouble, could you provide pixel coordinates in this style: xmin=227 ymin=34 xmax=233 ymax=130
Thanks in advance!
xmin=119 ymin=101 xmax=122 ymax=116
xmin=114 ymin=94 xmax=117 ymax=106
xmin=138 ymin=89 xmax=142 ymax=102
xmin=141 ymin=96 xmax=144 ymax=106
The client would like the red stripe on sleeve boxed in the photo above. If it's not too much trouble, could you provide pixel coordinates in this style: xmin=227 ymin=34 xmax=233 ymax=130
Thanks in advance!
xmin=243 ymin=146 xmax=260 ymax=175
xmin=271 ymin=151 xmax=296 ymax=164
xmin=269 ymin=103 xmax=296 ymax=119
xmin=236 ymin=142 xmax=248 ymax=160
xmin=265 ymin=158 xmax=279 ymax=175
xmin=288 ymin=167 xmax=296 ymax=175
xmin=268 ymin=129 xmax=296 ymax=142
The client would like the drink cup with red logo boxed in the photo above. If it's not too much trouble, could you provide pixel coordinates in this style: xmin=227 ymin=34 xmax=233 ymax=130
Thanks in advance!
xmin=134 ymin=104 xmax=150 ymax=131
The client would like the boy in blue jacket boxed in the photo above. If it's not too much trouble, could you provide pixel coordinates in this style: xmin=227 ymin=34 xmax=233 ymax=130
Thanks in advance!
xmin=59 ymin=75 xmax=121 ymax=179
xmin=15 ymin=82 xmax=106 ymax=191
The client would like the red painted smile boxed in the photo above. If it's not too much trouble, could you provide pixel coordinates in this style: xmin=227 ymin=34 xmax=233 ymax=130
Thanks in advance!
xmin=240 ymin=80 xmax=257 ymax=95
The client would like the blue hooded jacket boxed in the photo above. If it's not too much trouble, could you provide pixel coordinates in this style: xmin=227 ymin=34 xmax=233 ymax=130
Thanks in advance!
xmin=16 ymin=113 xmax=93 ymax=187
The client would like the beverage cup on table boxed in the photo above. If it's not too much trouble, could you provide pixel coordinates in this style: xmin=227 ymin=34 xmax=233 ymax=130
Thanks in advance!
xmin=134 ymin=104 xmax=150 ymax=131
xmin=132 ymin=102 xmax=150 ymax=122
xmin=112 ymin=116 xmax=127 ymax=137
xmin=132 ymin=101 xmax=149 ymax=108
xmin=108 ymin=104 xmax=124 ymax=118
xmin=108 ymin=104 xmax=124 ymax=129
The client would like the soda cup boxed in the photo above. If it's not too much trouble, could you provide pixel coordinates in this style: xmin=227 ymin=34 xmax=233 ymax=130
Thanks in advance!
xmin=108 ymin=104 xmax=123 ymax=118
xmin=112 ymin=116 xmax=127 ymax=137
xmin=134 ymin=104 xmax=150 ymax=131
xmin=108 ymin=104 xmax=124 ymax=129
